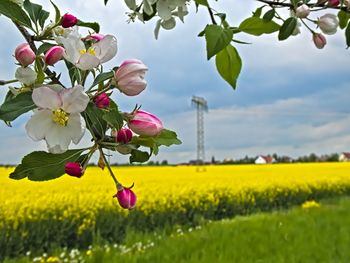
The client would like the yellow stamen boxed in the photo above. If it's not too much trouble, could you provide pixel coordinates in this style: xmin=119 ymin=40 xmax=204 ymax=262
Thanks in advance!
xmin=79 ymin=48 xmax=96 ymax=56
xmin=52 ymin=109 xmax=69 ymax=126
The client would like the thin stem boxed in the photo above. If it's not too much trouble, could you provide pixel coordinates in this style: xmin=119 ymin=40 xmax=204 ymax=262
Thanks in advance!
xmin=255 ymin=0 xmax=349 ymax=11
xmin=0 ymin=79 xmax=19 ymax=86
xmin=300 ymin=18 xmax=315 ymax=33
xmin=99 ymin=147 xmax=121 ymax=188
xmin=207 ymin=7 xmax=217 ymax=25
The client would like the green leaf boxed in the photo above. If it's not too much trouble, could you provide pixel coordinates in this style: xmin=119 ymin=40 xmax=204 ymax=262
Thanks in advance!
xmin=252 ymin=6 xmax=264 ymax=18
xmin=239 ymin=17 xmax=280 ymax=36
xmin=83 ymin=102 xmax=108 ymax=139
xmin=37 ymin=42 xmax=55 ymax=55
xmin=90 ymin=70 xmax=114 ymax=89
xmin=154 ymin=129 xmax=182 ymax=147
xmin=10 ymin=149 xmax=86 ymax=181
xmin=215 ymin=44 xmax=242 ymax=89
xmin=129 ymin=149 xmax=150 ymax=163
xmin=23 ymin=0 xmax=49 ymax=29
xmin=346 ymin=22 xmax=350 ymax=48
xmin=194 ymin=0 xmax=208 ymax=6
xmin=278 ymin=17 xmax=297 ymax=41
xmin=102 ymin=100 xmax=123 ymax=130
xmin=34 ymin=58 xmax=45 ymax=84
xmin=204 ymin=24 xmax=233 ymax=60
xmin=263 ymin=9 xmax=275 ymax=21
xmin=0 ymin=92 xmax=35 ymax=122
xmin=64 ymin=60 xmax=81 ymax=86
xmin=338 ymin=10 xmax=350 ymax=30
xmin=77 ymin=20 xmax=100 ymax=33
xmin=50 ymin=0 xmax=61 ymax=24
xmin=0 ymin=0 xmax=32 ymax=28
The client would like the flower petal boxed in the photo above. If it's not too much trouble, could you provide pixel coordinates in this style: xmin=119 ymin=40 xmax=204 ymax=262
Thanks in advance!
xmin=15 ymin=67 xmax=37 ymax=86
xmin=93 ymin=35 xmax=118 ymax=63
xmin=61 ymin=35 xmax=85 ymax=65
xmin=25 ymin=109 xmax=54 ymax=141
xmin=76 ymin=53 xmax=100 ymax=70
xmin=45 ymin=124 xmax=72 ymax=153
xmin=67 ymin=113 xmax=86 ymax=144
xmin=60 ymin=85 xmax=89 ymax=113
xmin=32 ymin=86 xmax=62 ymax=109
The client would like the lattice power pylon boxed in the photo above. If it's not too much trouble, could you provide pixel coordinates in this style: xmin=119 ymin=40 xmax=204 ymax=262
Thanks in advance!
xmin=191 ymin=96 xmax=208 ymax=166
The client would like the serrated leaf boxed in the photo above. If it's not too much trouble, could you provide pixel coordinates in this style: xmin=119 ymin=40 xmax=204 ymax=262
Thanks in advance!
xmin=83 ymin=102 xmax=108 ymax=139
xmin=129 ymin=149 xmax=150 ymax=163
xmin=102 ymin=100 xmax=123 ymax=130
xmin=0 ymin=0 xmax=32 ymax=29
xmin=239 ymin=17 xmax=280 ymax=36
xmin=10 ymin=149 xmax=85 ymax=181
xmin=205 ymin=24 xmax=233 ymax=60
xmin=215 ymin=44 xmax=242 ymax=89
xmin=154 ymin=129 xmax=182 ymax=146
xmin=90 ymin=71 xmax=114 ymax=89
xmin=77 ymin=20 xmax=100 ymax=33
xmin=0 ymin=92 xmax=35 ymax=122
xmin=278 ymin=17 xmax=297 ymax=41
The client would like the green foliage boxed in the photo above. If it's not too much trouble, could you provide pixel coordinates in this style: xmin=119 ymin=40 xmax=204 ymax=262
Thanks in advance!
xmin=129 ymin=149 xmax=150 ymax=163
xmin=238 ymin=17 xmax=280 ymax=36
xmin=338 ymin=10 xmax=350 ymax=29
xmin=76 ymin=20 xmax=100 ymax=33
xmin=0 ymin=92 xmax=35 ymax=122
xmin=10 ymin=149 xmax=86 ymax=181
xmin=346 ymin=22 xmax=350 ymax=48
xmin=102 ymin=100 xmax=123 ymax=130
xmin=90 ymin=71 xmax=115 ymax=89
xmin=263 ymin=9 xmax=275 ymax=21
xmin=194 ymin=0 xmax=209 ymax=7
xmin=215 ymin=44 xmax=242 ymax=89
xmin=83 ymin=103 xmax=108 ymax=139
xmin=204 ymin=24 xmax=233 ymax=60
xmin=50 ymin=0 xmax=61 ymax=23
xmin=23 ymin=0 xmax=49 ymax=29
xmin=278 ymin=17 xmax=297 ymax=41
xmin=0 ymin=0 xmax=32 ymax=29
xmin=36 ymin=42 xmax=55 ymax=55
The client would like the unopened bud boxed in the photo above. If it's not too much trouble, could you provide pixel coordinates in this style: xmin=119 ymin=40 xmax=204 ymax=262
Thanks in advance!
xmin=65 ymin=162 xmax=83 ymax=178
xmin=113 ymin=185 xmax=137 ymax=210
xmin=115 ymin=128 xmax=133 ymax=144
xmin=94 ymin=93 xmax=110 ymax=109
xmin=44 ymin=46 xmax=65 ymax=65
xmin=61 ymin=13 xmax=78 ymax=28
xmin=128 ymin=110 xmax=163 ymax=137
xmin=15 ymin=43 xmax=36 ymax=67
xmin=313 ymin=33 xmax=327 ymax=49
xmin=295 ymin=4 xmax=310 ymax=18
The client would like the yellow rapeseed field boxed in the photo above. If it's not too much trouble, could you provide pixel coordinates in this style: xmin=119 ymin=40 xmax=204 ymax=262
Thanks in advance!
xmin=1 ymin=162 xmax=350 ymax=258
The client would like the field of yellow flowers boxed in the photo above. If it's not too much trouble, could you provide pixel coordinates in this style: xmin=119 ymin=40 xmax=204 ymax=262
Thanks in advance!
xmin=1 ymin=162 xmax=350 ymax=259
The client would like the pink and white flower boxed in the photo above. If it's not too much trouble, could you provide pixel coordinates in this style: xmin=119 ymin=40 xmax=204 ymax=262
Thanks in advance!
xmin=128 ymin=110 xmax=163 ymax=137
xmin=60 ymin=34 xmax=117 ymax=70
xmin=295 ymin=4 xmax=310 ymax=18
xmin=15 ymin=67 xmax=37 ymax=86
xmin=25 ymin=85 xmax=89 ymax=153
xmin=317 ymin=14 xmax=339 ymax=35
xmin=115 ymin=59 xmax=148 ymax=96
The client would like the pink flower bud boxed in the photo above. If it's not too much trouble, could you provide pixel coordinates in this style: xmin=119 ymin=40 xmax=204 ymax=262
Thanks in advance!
xmin=65 ymin=162 xmax=83 ymax=178
xmin=327 ymin=0 xmax=339 ymax=6
xmin=128 ymin=110 xmax=163 ymax=137
xmin=116 ymin=128 xmax=133 ymax=144
xmin=44 ymin=46 xmax=65 ymax=65
xmin=113 ymin=186 xmax=137 ymax=210
xmin=313 ymin=33 xmax=327 ymax=49
xmin=94 ymin=93 xmax=110 ymax=109
xmin=295 ymin=4 xmax=310 ymax=18
xmin=115 ymin=59 xmax=148 ymax=96
xmin=61 ymin=13 xmax=78 ymax=28
xmin=86 ymin=34 xmax=105 ymax=41
xmin=15 ymin=43 xmax=36 ymax=67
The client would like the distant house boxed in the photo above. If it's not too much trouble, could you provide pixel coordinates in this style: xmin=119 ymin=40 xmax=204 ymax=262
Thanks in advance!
xmin=339 ymin=152 xmax=350 ymax=162
xmin=255 ymin=155 xmax=276 ymax=164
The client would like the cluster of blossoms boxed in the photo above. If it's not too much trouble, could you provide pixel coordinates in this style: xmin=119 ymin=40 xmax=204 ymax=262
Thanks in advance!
xmin=292 ymin=1 xmax=341 ymax=49
xmin=1 ymin=1 xmax=180 ymax=210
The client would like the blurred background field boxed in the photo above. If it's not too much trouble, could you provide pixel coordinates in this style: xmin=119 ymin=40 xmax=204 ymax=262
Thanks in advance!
xmin=1 ymin=162 xmax=350 ymax=261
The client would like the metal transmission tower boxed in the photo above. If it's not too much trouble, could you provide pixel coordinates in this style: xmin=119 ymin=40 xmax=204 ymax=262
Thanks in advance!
xmin=191 ymin=96 xmax=208 ymax=166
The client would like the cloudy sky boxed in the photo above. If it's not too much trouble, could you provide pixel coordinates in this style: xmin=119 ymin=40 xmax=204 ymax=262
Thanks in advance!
xmin=0 ymin=0 xmax=349 ymax=164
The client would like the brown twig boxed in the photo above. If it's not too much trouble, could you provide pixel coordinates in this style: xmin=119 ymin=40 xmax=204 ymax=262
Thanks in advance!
xmin=13 ymin=22 xmax=64 ymax=86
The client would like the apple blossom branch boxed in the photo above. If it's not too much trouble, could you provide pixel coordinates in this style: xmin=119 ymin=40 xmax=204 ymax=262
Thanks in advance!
xmin=255 ymin=0 xmax=349 ymax=11
xmin=13 ymin=21 xmax=64 ymax=87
